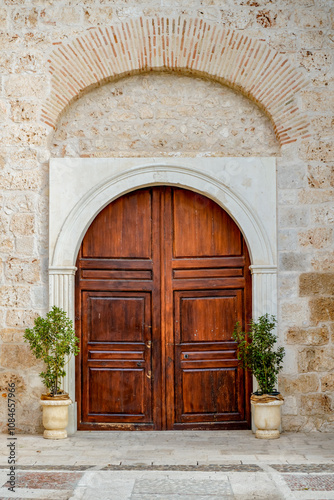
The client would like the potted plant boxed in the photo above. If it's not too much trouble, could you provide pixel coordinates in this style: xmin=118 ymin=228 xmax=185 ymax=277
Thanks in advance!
xmin=24 ymin=306 xmax=79 ymax=439
xmin=233 ymin=314 xmax=285 ymax=439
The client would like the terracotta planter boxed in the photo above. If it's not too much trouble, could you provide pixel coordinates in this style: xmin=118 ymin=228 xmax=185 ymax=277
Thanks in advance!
xmin=40 ymin=395 xmax=72 ymax=439
xmin=251 ymin=394 xmax=284 ymax=439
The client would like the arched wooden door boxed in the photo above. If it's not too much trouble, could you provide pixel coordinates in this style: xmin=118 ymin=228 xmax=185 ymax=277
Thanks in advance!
xmin=75 ymin=187 xmax=252 ymax=430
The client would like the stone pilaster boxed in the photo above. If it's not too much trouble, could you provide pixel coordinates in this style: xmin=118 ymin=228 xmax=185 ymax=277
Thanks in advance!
xmin=249 ymin=265 xmax=278 ymax=320
xmin=49 ymin=266 xmax=77 ymax=434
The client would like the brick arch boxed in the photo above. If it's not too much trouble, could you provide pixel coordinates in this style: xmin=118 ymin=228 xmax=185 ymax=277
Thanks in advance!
xmin=42 ymin=16 xmax=309 ymax=146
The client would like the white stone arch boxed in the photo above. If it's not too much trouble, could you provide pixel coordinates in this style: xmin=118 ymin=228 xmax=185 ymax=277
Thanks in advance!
xmin=49 ymin=157 xmax=277 ymax=433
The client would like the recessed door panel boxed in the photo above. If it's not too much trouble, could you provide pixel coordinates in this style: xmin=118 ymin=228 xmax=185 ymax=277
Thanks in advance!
xmin=88 ymin=368 xmax=145 ymax=415
xmin=179 ymin=293 xmax=242 ymax=343
xmin=181 ymin=368 xmax=238 ymax=414
xmin=172 ymin=188 xmax=242 ymax=258
xmin=82 ymin=188 xmax=152 ymax=259
xmin=88 ymin=296 xmax=145 ymax=342
xmin=81 ymin=290 xmax=153 ymax=425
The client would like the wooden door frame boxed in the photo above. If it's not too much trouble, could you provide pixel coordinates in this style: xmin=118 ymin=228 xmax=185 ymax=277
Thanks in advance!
xmin=49 ymin=157 xmax=278 ymax=434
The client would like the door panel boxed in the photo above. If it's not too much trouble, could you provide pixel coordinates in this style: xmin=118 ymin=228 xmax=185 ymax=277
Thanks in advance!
xmin=173 ymin=289 xmax=246 ymax=427
xmin=87 ymin=296 xmax=146 ymax=343
xmin=82 ymin=188 xmax=152 ymax=259
xmin=181 ymin=368 xmax=238 ymax=414
xmin=88 ymin=368 xmax=145 ymax=415
xmin=178 ymin=293 xmax=241 ymax=343
xmin=81 ymin=291 xmax=153 ymax=425
xmin=172 ymin=188 xmax=242 ymax=257
xmin=76 ymin=186 xmax=252 ymax=430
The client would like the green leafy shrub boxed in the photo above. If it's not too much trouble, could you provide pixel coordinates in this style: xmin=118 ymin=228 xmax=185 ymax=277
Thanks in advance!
xmin=24 ymin=306 xmax=79 ymax=396
xmin=232 ymin=314 xmax=285 ymax=394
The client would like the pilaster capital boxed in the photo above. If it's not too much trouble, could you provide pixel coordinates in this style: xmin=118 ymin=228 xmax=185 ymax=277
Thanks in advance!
xmin=249 ymin=265 xmax=277 ymax=275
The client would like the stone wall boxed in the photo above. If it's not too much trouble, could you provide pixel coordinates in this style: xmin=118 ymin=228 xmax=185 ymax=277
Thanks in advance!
xmin=0 ymin=0 xmax=333 ymax=433
xmin=51 ymin=73 xmax=279 ymax=158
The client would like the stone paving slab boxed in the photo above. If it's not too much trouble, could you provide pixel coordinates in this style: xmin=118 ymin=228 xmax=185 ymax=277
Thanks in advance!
xmin=1 ymin=432 xmax=334 ymax=499
xmin=1 ymin=465 xmax=334 ymax=499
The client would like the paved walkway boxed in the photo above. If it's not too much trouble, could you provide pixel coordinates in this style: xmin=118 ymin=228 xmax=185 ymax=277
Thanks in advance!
xmin=0 ymin=431 xmax=334 ymax=499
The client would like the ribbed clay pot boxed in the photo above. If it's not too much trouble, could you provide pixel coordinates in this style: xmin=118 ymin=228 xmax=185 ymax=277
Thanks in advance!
xmin=40 ymin=395 xmax=72 ymax=439
xmin=251 ymin=395 xmax=284 ymax=439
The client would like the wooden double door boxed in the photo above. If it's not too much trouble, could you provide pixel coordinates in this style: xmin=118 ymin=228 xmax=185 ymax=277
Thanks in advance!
xmin=76 ymin=187 xmax=252 ymax=430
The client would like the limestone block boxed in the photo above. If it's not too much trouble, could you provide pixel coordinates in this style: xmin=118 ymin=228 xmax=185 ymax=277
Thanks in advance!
xmin=61 ymin=6 xmax=83 ymax=24
xmin=279 ymin=206 xmax=309 ymax=227
xmin=300 ymin=140 xmax=334 ymax=162
xmin=282 ymin=415 xmax=308 ymax=432
xmin=278 ymin=230 xmax=298 ymax=252
xmin=32 ymin=285 xmax=48 ymax=308
xmin=9 ymin=148 xmax=38 ymax=170
xmin=0 ymin=8 xmax=7 ymax=28
xmin=0 ymin=309 xmax=5 ymax=329
xmin=299 ymin=273 xmax=334 ymax=296
xmin=4 ymin=193 xmax=35 ymax=214
xmin=6 ymin=123 xmax=48 ymax=147
xmin=4 ymin=74 xmax=47 ymax=99
xmin=0 ymin=170 xmax=43 ymax=190
xmin=311 ymin=118 xmax=334 ymax=141
xmin=0 ymin=344 xmax=40 ymax=370
xmin=0 ymin=52 xmax=14 ymax=73
xmin=286 ymin=326 xmax=330 ymax=345
xmin=0 ymin=371 xmax=26 ymax=394
xmin=12 ymin=7 xmax=38 ymax=29
xmin=311 ymin=206 xmax=334 ymax=225
xmin=280 ymin=300 xmax=310 ymax=325
xmin=0 ymin=285 xmax=30 ymax=307
xmin=298 ymin=347 xmax=334 ymax=372
xmin=312 ymin=252 xmax=334 ymax=272
xmin=310 ymin=297 xmax=334 ymax=322
xmin=16 ymin=396 xmax=43 ymax=434
xmin=0 ymin=154 xmax=5 ymax=169
xmin=299 ymin=30 xmax=327 ymax=50
xmin=0 ymin=32 xmax=23 ymax=50
xmin=279 ymin=252 xmax=309 ymax=271
xmin=279 ymin=374 xmax=319 ymax=395
xmin=299 ymin=189 xmax=334 ymax=204
xmin=299 ymin=227 xmax=333 ymax=249
xmin=10 ymin=213 xmax=35 ymax=235
xmin=317 ymin=419 xmax=334 ymax=432
xmin=15 ymin=236 xmax=35 ymax=255
xmin=0 ymin=212 xmax=9 ymax=235
xmin=277 ymin=164 xmax=306 ymax=189
xmin=310 ymin=74 xmax=334 ymax=88
xmin=300 ymin=394 xmax=332 ymax=415
xmin=278 ymin=273 xmax=299 ymax=298
xmin=11 ymin=100 xmax=39 ymax=122
xmin=307 ymin=164 xmax=334 ymax=189
xmin=265 ymin=30 xmax=297 ymax=52
xmin=299 ymin=51 xmax=332 ymax=74
xmin=0 ymin=328 xmax=24 ymax=342
xmin=6 ymin=309 xmax=38 ymax=328
xmin=0 ymin=238 xmax=14 ymax=253
xmin=321 ymin=374 xmax=334 ymax=392
xmin=293 ymin=8 xmax=330 ymax=28
xmin=16 ymin=51 xmax=43 ymax=73
xmin=281 ymin=396 xmax=298 ymax=416
xmin=5 ymin=257 xmax=40 ymax=284
xmin=278 ymin=189 xmax=299 ymax=205
xmin=83 ymin=6 xmax=113 ymax=25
